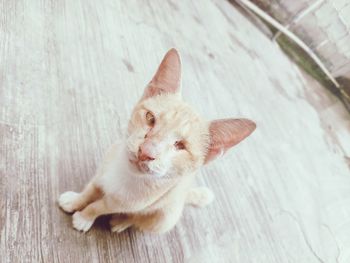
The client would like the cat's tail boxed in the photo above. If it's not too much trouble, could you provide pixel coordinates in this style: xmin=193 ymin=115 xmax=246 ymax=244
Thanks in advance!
xmin=186 ymin=187 xmax=214 ymax=207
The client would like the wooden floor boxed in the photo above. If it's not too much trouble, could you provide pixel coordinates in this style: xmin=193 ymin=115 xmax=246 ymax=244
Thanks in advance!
xmin=1 ymin=0 xmax=350 ymax=262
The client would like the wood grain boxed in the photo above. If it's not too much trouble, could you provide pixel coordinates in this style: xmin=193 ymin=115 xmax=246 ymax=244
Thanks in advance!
xmin=1 ymin=0 xmax=350 ymax=262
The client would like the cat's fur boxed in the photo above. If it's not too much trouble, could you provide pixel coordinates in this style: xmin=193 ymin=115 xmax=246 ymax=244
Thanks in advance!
xmin=58 ymin=49 xmax=256 ymax=233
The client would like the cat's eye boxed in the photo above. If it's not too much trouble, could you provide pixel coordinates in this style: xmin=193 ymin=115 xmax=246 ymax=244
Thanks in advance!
xmin=145 ymin=111 xmax=155 ymax=126
xmin=174 ymin=140 xmax=186 ymax=150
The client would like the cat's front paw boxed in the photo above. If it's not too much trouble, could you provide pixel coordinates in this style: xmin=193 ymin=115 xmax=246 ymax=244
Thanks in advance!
xmin=58 ymin=191 xmax=80 ymax=213
xmin=72 ymin=212 xmax=94 ymax=232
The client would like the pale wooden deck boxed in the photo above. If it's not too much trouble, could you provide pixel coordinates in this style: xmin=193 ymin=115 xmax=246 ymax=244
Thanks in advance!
xmin=1 ymin=0 xmax=350 ymax=262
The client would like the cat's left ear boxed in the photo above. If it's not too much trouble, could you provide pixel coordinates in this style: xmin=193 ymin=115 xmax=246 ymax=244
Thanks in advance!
xmin=143 ymin=48 xmax=182 ymax=99
xmin=204 ymin=119 xmax=256 ymax=164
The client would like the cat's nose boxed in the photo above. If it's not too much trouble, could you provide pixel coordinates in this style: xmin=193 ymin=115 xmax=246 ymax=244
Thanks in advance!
xmin=138 ymin=146 xmax=155 ymax=162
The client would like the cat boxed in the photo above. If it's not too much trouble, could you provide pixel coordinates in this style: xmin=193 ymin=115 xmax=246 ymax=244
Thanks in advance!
xmin=58 ymin=48 xmax=256 ymax=233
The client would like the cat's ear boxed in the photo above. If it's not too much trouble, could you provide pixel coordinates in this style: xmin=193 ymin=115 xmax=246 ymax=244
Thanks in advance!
xmin=204 ymin=119 xmax=256 ymax=164
xmin=143 ymin=48 xmax=182 ymax=99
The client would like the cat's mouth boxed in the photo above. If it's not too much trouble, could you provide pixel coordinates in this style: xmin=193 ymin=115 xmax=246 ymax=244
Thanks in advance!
xmin=126 ymin=150 xmax=166 ymax=177
xmin=128 ymin=156 xmax=153 ymax=175
xmin=135 ymin=160 xmax=151 ymax=174
xmin=129 ymin=158 xmax=168 ymax=178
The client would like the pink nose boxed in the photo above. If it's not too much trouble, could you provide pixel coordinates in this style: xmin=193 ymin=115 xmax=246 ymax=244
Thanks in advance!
xmin=138 ymin=145 xmax=155 ymax=162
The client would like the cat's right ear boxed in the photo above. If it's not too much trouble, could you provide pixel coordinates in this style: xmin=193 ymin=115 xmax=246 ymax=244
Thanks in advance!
xmin=143 ymin=48 xmax=182 ymax=99
xmin=204 ymin=119 xmax=256 ymax=164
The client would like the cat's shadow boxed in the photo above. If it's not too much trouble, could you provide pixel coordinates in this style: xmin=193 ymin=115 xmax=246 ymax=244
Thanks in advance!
xmin=89 ymin=214 xmax=138 ymax=248
xmin=93 ymin=215 xmax=112 ymax=232
xmin=92 ymin=214 xmax=138 ymax=239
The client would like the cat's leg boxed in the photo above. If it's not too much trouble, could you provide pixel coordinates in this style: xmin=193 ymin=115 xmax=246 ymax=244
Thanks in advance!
xmin=109 ymin=189 xmax=211 ymax=234
xmin=58 ymin=181 xmax=103 ymax=213
xmin=185 ymin=187 xmax=214 ymax=207
xmin=109 ymin=213 xmax=133 ymax=233
xmin=72 ymin=196 xmax=117 ymax=232
xmin=133 ymin=203 xmax=184 ymax=234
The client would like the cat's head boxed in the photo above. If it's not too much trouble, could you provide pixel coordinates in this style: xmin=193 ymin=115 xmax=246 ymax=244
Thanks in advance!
xmin=126 ymin=49 xmax=255 ymax=178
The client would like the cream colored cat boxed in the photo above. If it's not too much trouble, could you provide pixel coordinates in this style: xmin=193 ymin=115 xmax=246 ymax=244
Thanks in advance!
xmin=58 ymin=49 xmax=256 ymax=233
